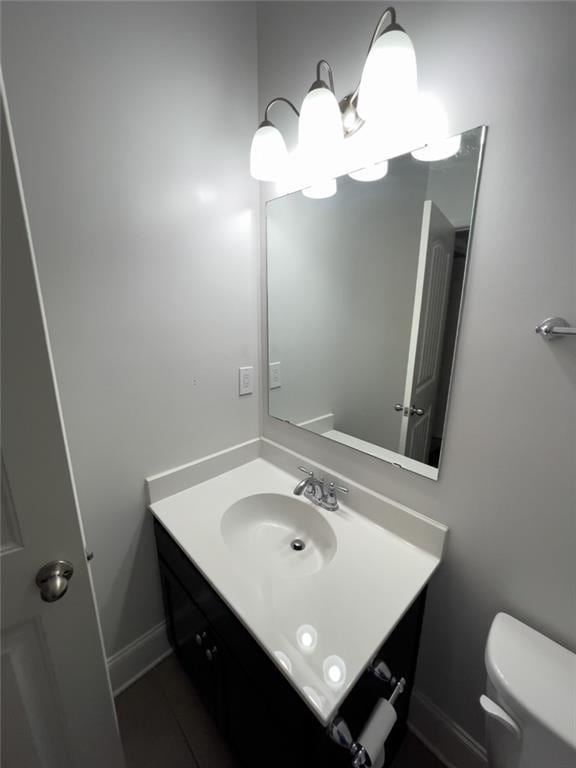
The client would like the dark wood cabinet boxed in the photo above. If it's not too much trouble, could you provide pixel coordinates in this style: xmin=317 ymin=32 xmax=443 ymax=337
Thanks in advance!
xmin=155 ymin=519 xmax=426 ymax=768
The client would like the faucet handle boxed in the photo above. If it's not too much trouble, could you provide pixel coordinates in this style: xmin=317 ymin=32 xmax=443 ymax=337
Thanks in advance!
xmin=298 ymin=466 xmax=314 ymax=477
xmin=328 ymin=481 xmax=349 ymax=494
xmin=323 ymin=481 xmax=349 ymax=511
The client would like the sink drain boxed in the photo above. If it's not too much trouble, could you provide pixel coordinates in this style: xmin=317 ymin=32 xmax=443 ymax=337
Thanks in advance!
xmin=291 ymin=539 xmax=306 ymax=552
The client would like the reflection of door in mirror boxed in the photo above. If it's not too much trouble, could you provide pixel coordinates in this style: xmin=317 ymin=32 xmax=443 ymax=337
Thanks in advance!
xmin=399 ymin=200 xmax=457 ymax=465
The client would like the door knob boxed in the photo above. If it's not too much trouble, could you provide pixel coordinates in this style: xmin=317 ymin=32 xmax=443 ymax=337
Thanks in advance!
xmin=36 ymin=560 xmax=74 ymax=602
xmin=410 ymin=405 xmax=425 ymax=416
xmin=394 ymin=403 xmax=404 ymax=412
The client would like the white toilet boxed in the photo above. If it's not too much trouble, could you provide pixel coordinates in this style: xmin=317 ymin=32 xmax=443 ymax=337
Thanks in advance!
xmin=480 ymin=613 xmax=576 ymax=768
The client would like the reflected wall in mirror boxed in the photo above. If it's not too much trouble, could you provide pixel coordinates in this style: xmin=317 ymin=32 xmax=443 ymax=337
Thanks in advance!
xmin=266 ymin=126 xmax=486 ymax=480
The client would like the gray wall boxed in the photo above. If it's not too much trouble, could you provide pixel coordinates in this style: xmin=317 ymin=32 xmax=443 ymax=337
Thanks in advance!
xmin=426 ymin=150 xmax=479 ymax=229
xmin=258 ymin=1 xmax=576 ymax=746
xmin=2 ymin=1 xmax=260 ymax=657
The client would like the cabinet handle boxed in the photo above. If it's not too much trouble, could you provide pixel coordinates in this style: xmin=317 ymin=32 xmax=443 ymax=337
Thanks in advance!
xmin=195 ymin=632 xmax=207 ymax=647
xmin=205 ymin=647 xmax=217 ymax=662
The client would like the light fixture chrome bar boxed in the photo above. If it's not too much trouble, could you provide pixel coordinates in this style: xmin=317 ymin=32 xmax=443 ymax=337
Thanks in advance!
xmin=366 ymin=6 xmax=397 ymax=52
xmin=535 ymin=317 xmax=576 ymax=340
xmin=316 ymin=59 xmax=335 ymax=93
xmin=263 ymin=97 xmax=300 ymax=121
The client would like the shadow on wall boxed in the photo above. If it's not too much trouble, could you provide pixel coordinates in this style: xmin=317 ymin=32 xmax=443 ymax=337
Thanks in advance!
xmin=544 ymin=337 xmax=576 ymax=386
xmin=106 ymin=486 xmax=164 ymax=656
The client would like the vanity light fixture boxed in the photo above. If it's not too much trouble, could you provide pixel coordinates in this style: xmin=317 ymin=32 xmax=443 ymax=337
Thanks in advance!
xmin=298 ymin=60 xmax=343 ymax=192
xmin=250 ymin=6 xmax=461 ymax=196
xmin=250 ymin=97 xmax=299 ymax=182
xmin=355 ymin=7 xmax=417 ymax=124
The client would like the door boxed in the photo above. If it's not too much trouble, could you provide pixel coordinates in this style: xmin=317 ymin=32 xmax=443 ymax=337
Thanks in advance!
xmin=1 ymin=89 xmax=124 ymax=768
xmin=398 ymin=200 xmax=455 ymax=462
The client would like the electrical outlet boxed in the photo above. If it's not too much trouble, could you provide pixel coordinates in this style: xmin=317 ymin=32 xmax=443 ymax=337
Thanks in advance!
xmin=269 ymin=361 xmax=281 ymax=389
xmin=238 ymin=366 xmax=254 ymax=396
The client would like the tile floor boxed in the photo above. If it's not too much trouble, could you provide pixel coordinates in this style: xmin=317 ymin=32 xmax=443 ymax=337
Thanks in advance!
xmin=116 ymin=655 xmax=445 ymax=768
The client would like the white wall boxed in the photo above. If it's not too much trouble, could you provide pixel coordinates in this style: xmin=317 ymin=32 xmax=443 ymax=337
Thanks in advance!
xmin=258 ymin=0 xmax=576 ymax=750
xmin=2 ymin=1 xmax=260 ymax=658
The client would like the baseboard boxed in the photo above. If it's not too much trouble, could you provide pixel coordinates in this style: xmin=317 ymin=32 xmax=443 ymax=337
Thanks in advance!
xmin=108 ymin=621 xmax=172 ymax=696
xmin=409 ymin=689 xmax=488 ymax=768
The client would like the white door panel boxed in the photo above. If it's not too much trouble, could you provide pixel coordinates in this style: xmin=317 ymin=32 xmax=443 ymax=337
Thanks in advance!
xmin=2 ymin=619 xmax=71 ymax=767
xmin=1 ymin=88 xmax=124 ymax=768
xmin=405 ymin=408 xmax=432 ymax=461
xmin=399 ymin=200 xmax=455 ymax=462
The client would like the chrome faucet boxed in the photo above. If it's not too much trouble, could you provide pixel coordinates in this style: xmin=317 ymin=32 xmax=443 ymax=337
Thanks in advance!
xmin=293 ymin=467 xmax=324 ymax=504
xmin=293 ymin=466 xmax=348 ymax=511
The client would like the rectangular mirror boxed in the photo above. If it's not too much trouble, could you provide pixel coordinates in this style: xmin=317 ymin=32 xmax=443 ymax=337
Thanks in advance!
xmin=266 ymin=126 xmax=486 ymax=480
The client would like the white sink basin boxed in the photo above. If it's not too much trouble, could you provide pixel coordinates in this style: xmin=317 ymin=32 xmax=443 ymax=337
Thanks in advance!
xmin=220 ymin=493 xmax=337 ymax=577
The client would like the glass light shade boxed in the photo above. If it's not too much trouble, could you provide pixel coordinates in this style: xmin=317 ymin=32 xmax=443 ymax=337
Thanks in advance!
xmin=250 ymin=123 xmax=288 ymax=181
xmin=298 ymin=85 xmax=343 ymax=181
xmin=349 ymin=159 xmax=389 ymax=182
xmin=411 ymin=93 xmax=461 ymax=161
xmin=357 ymin=29 xmax=417 ymax=123
xmin=302 ymin=178 xmax=337 ymax=199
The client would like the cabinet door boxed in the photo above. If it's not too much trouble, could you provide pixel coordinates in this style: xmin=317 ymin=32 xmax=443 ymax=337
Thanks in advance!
xmin=159 ymin=562 xmax=224 ymax=723
xmin=218 ymin=640 xmax=341 ymax=768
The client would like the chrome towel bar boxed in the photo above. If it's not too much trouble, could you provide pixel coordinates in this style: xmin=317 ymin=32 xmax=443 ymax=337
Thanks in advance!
xmin=535 ymin=317 xmax=576 ymax=340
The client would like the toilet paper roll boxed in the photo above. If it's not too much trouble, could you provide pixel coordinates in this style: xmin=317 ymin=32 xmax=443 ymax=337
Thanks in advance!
xmin=358 ymin=698 xmax=397 ymax=767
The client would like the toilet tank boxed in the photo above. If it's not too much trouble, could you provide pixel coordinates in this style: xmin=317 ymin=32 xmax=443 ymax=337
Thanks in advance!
xmin=482 ymin=613 xmax=576 ymax=768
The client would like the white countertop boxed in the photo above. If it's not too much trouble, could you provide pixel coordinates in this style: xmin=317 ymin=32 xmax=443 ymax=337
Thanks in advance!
xmin=151 ymin=458 xmax=443 ymax=724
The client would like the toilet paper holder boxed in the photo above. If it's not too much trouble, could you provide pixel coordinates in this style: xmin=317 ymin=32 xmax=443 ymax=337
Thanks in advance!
xmin=369 ymin=658 xmax=398 ymax=687
xmin=327 ymin=676 xmax=406 ymax=767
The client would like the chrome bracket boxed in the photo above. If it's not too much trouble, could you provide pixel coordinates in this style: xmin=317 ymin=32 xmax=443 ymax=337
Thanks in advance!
xmin=370 ymin=658 xmax=397 ymax=686
xmin=327 ymin=716 xmax=371 ymax=767
xmin=369 ymin=660 xmax=408 ymax=704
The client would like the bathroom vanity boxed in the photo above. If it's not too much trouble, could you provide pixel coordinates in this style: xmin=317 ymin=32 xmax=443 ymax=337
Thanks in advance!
xmin=155 ymin=520 xmax=424 ymax=767
xmin=150 ymin=451 xmax=447 ymax=767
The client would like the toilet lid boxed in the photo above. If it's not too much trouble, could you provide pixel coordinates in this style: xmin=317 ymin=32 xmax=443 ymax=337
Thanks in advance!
xmin=485 ymin=613 xmax=576 ymax=750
